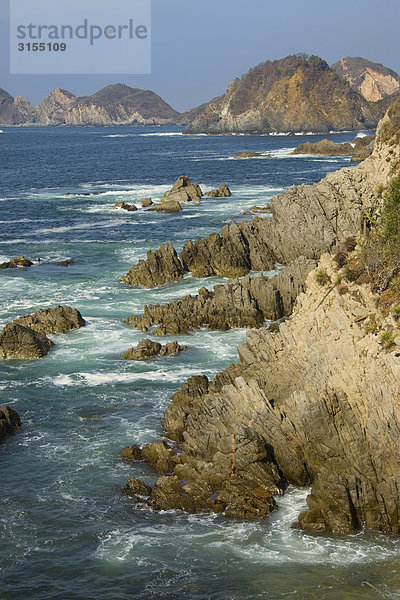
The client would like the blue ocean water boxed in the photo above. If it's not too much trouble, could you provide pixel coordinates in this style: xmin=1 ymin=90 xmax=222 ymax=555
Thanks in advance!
xmin=0 ymin=126 xmax=399 ymax=600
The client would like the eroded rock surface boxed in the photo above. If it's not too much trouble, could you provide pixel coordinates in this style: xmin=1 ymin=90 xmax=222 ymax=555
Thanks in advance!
xmin=124 ymin=258 xmax=317 ymax=335
xmin=0 ymin=323 xmax=54 ymax=359
xmin=121 ymin=242 xmax=185 ymax=288
xmin=204 ymin=183 xmax=232 ymax=198
xmin=162 ymin=176 xmax=203 ymax=204
xmin=13 ymin=305 xmax=86 ymax=335
xmin=123 ymin=256 xmax=400 ymax=531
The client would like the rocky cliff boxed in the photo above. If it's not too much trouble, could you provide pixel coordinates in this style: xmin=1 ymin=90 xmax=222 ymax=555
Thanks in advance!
xmin=0 ymin=88 xmax=36 ymax=125
xmin=122 ymin=97 xmax=400 ymax=534
xmin=184 ymin=55 xmax=388 ymax=134
xmin=332 ymin=57 xmax=400 ymax=102
xmin=36 ymin=84 xmax=181 ymax=126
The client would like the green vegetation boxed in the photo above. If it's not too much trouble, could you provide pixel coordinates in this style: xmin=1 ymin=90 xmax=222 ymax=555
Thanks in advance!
xmin=315 ymin=269 xmax=331 ymax=286
xmin=380 ymin=330 xmax=397 ymax=350
xmin=393 ymin=305 xmax=400 ymax=320
xmin=378 ymin=96 xmax=400 ymax=146
xmin=379 ymin=174 xmax=400 ymax=249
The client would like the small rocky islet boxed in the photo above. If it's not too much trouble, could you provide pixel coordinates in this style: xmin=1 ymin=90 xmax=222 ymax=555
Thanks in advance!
xmin=118 ymin=96 xmax=400 ymax=535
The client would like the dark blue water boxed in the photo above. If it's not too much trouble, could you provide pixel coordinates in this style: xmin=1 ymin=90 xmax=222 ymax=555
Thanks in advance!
xmin=1 ymin=126 xmax=399 ymax=600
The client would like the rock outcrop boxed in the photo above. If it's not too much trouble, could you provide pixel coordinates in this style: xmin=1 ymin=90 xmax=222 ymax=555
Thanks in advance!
xmin=184 ymin=55 xmax=386 ymax=135
xmin=0 ymin=323 xmax=54 ymax=359
xmin=122 ymin=97 xmax=400 ymax=531
xmin=0 ymin=306 xmax=85 ymax=359
xmin=332 ymin=57 xmax=400 ymax=102
xmin=128 ymin=254 xmax=400 ymax=531
xmin=291 ymin=139 xmax=354 ymax=155
xmin=147 ymin=201 xmax=182 ymax=213
xmin=120 ymin=338 xmax=187 ymax=360
xmin=162 ymin=176 xmax=203 ymax=204
xmin=121 ymin=242 xmax=185 ymax=288
xmin=0 ymin=406 xmax=21 ymax=444
xmin=13 ymin=305 xmax=86 ymax=335
xmin=0 ymin=89 xmax=36 ymax=125
xmin=205 ymin=183 xmax=232 ymax=198
xmin=124 ymin=121 xmax=395 ymax=288
xmin=0 ymin=256 xmax=33 ymax=269
xmin=291 ymin=135 xmax=375 ymax=160
xmin=124 ymin=257 xmax=316 ymax=335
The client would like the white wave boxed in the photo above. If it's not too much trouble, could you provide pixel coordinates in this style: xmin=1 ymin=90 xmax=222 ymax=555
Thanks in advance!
xmin=46 ymin=366 xmax=216 ymax=387
xmin=33 ymin=219 xmax=126 ymax=234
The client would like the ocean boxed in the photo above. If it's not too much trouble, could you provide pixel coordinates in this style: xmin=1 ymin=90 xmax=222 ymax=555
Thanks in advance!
xmin=1 ymin=125 xmax=399 ymax=600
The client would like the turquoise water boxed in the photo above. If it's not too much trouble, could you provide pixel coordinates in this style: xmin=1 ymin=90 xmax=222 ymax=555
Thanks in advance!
xmin=1 ymin=126 xmax=399 ymax=599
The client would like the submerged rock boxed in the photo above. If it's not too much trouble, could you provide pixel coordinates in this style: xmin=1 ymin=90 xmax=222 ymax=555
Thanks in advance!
xmin=114 ymin=201 xmax=137 ymax=212
xmin=233 ymin=151 xmax=263 ymax=159
xmin=0 ymin=406 xmax=21 ymax=443
xmin=121 ymin=242 xmax=185 ymax=288
xmin=55 ymin=259 xmax=74 ymax=267
xmin=0 ymin=256 xmax=33 ymax=269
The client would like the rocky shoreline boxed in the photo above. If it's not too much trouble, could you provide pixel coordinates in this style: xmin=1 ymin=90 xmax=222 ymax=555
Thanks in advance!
xmin=120 ymin=97 xmax=400 ymax=534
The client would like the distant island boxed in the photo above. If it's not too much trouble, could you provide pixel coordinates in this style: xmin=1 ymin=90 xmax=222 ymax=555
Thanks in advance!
xmin=1 ymin=55 xmax=399 ymax=133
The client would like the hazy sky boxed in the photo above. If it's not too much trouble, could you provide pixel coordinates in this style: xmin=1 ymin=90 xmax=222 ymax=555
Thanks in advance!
xmin=1 ymin=0 xmax=399 ymax=112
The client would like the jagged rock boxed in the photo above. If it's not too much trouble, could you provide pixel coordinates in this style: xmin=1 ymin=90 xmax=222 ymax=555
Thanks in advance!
xmin=141 ymin=441 xmax=180 ymax=474
xmin=0 ymin=323 xmax=54 ymax=359
xmin=0 ymin=256 xmax=33 ymax=269
xmin=120 ymin=445 xmax=143 ymax=460
xmin=147 ymin=201 xmax=182 ymax=213
xmin=0 ymin=406 xmax=21 ymax=443
xmin=124 ymin=257 xmax=316 ymax=335
xmin=160 ymin=341 xmax=188 ymax=356
xmin=114 ymin=202 xmax=137 ymax=212
xmin=216 ymin=482 xmax=276 ymax=519
xmin=55 ymin=259 xmax=74 ymax=267
xmin=162 ymin=375 xmax=210 ymax=442
xmin=122 ymin=477 xmax=152 ymax=499
xmin=205 ymin=183 xmax=232 ymax=198
xmin=332 ymin=57 xmax=400 ymax=102
xmin=161 ymin=176 xmax=203 ymax=204
xmin=234 ymin=152 xmax=263 ymax=158
xmin=120 ymin=339 xmax=161 ymax=361
xmin=154 ymin=254 xmax=400 ymax=533
xmin=121 ymin=242 xmax=185 ymax=288
xmin=13 ymin=305 xmax=86 ymax=335
xmin=141 ymin=198 xmax=153 ymax=207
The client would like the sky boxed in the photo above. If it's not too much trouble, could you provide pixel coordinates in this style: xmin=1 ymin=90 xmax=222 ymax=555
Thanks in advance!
xmin=1 ymin=0 xmax=399 ymax=112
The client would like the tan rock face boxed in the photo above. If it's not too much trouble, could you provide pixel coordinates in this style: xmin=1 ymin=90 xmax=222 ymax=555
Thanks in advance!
xmin=157 ymin=255 xmax=400 ymax=533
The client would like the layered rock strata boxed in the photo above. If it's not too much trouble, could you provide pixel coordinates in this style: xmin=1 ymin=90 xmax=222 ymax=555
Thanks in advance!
xmin=125 ymin=255 xmax=400 ymax=532
xmin=124 ymin=257 xmax=316 ymax=335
